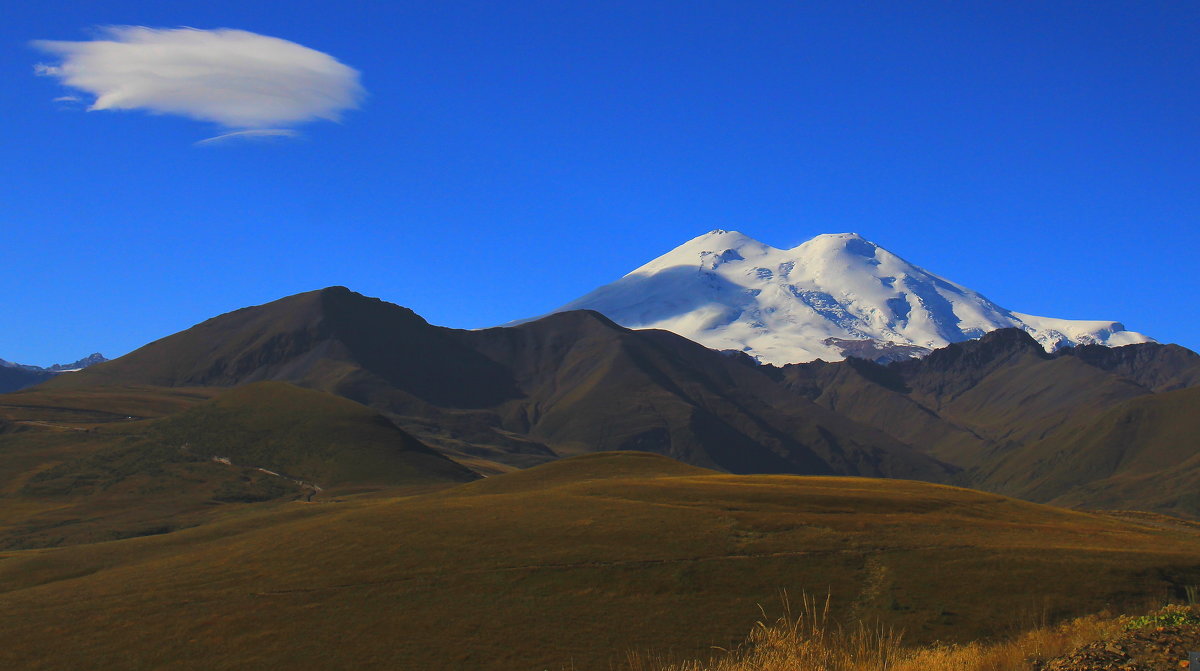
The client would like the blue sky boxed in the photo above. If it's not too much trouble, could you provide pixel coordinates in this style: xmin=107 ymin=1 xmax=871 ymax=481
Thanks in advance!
xmin=3 ymin=2 xmax=1198 ymax=365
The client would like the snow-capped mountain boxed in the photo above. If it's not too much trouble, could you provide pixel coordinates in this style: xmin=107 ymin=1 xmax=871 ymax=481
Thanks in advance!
xmin=540 ymin=230 xmax=1151 ymax=365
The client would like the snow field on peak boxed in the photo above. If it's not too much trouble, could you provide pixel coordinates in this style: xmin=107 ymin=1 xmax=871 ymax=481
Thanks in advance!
xmin=547 ymin=230 xmax=1152 ymax=365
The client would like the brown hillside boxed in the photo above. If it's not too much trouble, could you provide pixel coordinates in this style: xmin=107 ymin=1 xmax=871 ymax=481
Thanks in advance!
xmin=44 ymin=287 xmax=951 ymax=480
xmin=781 ymin=329 xmax=1200 ymax=515
xmin=2 ymin=453 xmax=1199 ymax=670
xmin=0 ymin=382 xmax=476 ymax=549
xmin=457 ymin=312 xmax=951 ymax=478
xmin=978 ymin=385 xmax=1200 ymax=516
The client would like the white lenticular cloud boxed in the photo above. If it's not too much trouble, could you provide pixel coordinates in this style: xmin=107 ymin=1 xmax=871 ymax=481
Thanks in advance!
xmin=32 ymin=26 xmax=364 ymax=130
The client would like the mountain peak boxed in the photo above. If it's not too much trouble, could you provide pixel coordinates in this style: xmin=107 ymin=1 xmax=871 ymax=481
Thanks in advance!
xmin=46 ymin=353 xmax=108 ymax=372
xmin=541 ymin=230 xmax=1153 ymax=364
xmin=807 ymin=232 xmax=866 ymax=241
xmin=794 ymin=232 xmax=883 ymax=258
xmin=686 ymin=228 xmax=764 ymax=250
xmin=699 ymin=228 xmax=750 ymax=237
xmin=624 ymin=229 xmax=775 ymax=277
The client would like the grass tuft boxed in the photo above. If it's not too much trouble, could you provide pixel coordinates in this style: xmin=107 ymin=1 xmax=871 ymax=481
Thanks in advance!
xmin=635 ymin=594 xmax=1140 ymax=671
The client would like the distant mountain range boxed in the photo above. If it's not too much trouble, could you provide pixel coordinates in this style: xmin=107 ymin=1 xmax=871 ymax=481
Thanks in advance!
xmin=38 ymin=286 xmax=1200 ymax=516
xmin=0 ymin=353 xmax=107 ymax=393
xmin=538 ymin=230 xmax=1152 ymax=364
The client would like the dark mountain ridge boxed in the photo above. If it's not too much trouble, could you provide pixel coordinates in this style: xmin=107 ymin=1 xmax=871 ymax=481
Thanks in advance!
xmin=781 ymin=328 xmax=1200 ymax=514
xmin=51 ymin=287 xmax=950 ymax=480
xmin=0 ymin=353 xmax=107 ymax=393
xmin=1057 ymin=341 xmax=1200 ymax=391
xmin=38 ymin=286 xmax=1200 ymax=515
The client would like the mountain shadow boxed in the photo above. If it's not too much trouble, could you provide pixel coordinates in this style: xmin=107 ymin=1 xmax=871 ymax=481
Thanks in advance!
xmin=48 ymin=287 xmax=951 ymax=480
xmin=40 ymin=289 xmax=1200 ymax=516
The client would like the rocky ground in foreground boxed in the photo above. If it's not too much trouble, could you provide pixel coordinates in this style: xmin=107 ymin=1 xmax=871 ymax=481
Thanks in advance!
xmin=1037 ymin=615 xmax=1200 ymax=671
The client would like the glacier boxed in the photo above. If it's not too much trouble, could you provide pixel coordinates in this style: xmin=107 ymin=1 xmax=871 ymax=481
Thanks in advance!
xmin=538 ymin=230 xmax=1151 ymax=365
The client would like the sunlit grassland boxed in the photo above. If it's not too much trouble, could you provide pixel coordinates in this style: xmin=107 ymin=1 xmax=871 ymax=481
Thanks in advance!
xmin=2 ymin=452 xmax=1199 ymax=670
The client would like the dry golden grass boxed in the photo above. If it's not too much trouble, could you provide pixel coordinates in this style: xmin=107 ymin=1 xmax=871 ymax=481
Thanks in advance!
xmin=4 ymin=452 xmax=1200 ymax=670
xmin=636 ymin=593 xmax=1130 ymax=671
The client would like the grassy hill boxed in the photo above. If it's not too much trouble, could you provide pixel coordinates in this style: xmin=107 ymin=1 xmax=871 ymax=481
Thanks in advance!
xmin=0 ymin=382 xmax=476 ymax=549
xmin=2 ymin=452 xmax=1199 ymax=670
xmin=138 ymin=381 xmax=478 ymax=489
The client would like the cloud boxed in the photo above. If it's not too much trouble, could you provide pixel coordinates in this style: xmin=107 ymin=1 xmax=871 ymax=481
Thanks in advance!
xmin=194 ymin=128 xmax=300 ymax=146
xmin=32 ymin=26 xmax=364 ymax=130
